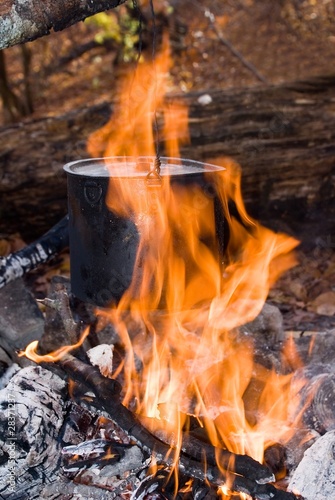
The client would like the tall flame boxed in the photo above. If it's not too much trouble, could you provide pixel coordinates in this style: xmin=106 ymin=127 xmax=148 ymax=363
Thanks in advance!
xmin=88 ymin=41 xmax=299 ymax=461
xmin=23 ymin=40 xmax=302 ymax=494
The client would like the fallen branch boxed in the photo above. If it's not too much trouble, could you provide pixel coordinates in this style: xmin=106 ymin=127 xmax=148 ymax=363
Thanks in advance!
xmin=0 ymin=0 xmax=127 ymax=50
xmin=0 ymin=215 xmax=69 ymax=289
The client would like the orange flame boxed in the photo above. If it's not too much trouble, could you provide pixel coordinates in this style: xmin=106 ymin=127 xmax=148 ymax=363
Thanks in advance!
xmin=19 ymin=326 xmax=90 ymax=362
xmin=88 ymin=42 xmax=299 ymax=465
xmin=23 ymin=40 xmax=303 ymax=496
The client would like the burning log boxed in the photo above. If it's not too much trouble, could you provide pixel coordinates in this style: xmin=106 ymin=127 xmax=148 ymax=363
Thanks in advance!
xmin=57 ymin=353 xmax=302 ymax=499
xmin=18 ymin=283 xmax=297 ymax=498
xmin=138 ymin=414 xmax=277 ymax=484
xmin=0 ymin=215 xmax=69 ymax=289
xmin=0 ymin=0 xmax=127 ymax=50
xmin=0 ymin=352 xmax=303 ymax=499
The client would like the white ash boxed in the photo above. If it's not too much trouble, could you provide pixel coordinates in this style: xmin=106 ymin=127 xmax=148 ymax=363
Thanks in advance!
xmin=288 ymin=430 xmax=335 ymax=499
xmin=0 ymin=365 xmax=67 ymax=498
xmin=64 ymin=443 xmax=144 ymax=480
xmin=87 ymin=344 xmax=114 ymax=378
xmin=41 ymin=475 xmax=138 ymax=499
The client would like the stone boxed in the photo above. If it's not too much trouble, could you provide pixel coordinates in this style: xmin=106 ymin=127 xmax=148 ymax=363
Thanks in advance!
xmin=0 ymin=279 xmax=44 ymax=354
xmin=288 ymin=430 xmax=335 ymax=499
xmin=241 ymin=302 xmax=285 ymax=346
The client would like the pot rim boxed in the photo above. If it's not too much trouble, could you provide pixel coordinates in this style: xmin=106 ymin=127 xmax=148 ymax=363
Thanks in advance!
xmin=63 ymin=156 xmax=225 ymax=178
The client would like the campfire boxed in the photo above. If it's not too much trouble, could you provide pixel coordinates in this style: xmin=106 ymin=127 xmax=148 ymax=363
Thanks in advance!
xmin=2 ymin=38 xmax=333 ymax=500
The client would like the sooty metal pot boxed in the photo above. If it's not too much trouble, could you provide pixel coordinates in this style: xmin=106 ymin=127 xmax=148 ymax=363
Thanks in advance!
xmin=64 ymin=156 xmax=226 ymax=308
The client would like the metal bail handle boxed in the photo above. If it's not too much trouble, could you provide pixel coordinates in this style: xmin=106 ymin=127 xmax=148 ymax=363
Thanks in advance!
xmin=146 ymin=155 xmax=162 ymax=187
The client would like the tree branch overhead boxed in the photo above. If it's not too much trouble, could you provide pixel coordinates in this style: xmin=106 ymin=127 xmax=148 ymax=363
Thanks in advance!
xmin=0 ymin=0 xmax=127 ymax=50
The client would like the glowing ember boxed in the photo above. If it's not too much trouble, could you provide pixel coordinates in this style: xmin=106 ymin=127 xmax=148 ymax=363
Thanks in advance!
xmin=23 ymin=40 xmax=301 ymax=496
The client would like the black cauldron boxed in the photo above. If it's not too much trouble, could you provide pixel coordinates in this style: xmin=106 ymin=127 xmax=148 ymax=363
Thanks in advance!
xmin=64 ymin=156 xmax=226 ymax=308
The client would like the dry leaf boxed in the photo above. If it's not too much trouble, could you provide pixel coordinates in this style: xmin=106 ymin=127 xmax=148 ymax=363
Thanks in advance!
xmin=9 ymin=234 xmax=26 ymax=252
xmin=308 ymin=291 xmax=335 ymax=316
xmin=0 ymin=239 xmax=11 ymax=256
xmin=289 ymin=281 xmax=308 ymax=302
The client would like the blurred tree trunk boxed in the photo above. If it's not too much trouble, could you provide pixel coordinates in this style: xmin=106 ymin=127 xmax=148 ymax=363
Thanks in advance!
xmin=0 ymin=49 xmax=26 ymax=122
xmin=0 ymin=47 xmax=33 ymax=123
xmin=21 ymin=45 xmax=34 ymax=115
xmin=0 ymin=0 xmax=127 ymax=50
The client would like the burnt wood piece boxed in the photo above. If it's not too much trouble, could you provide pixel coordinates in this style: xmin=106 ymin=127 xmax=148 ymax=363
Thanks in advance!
xmin=139 ymin=415 xmax=276 ymax=485
xmin=290 ymin=366 xmax=335 ymax=435
xmin=0 ymin=76 xmax=335 ymax=242
xmin=0 ymin=0 xmax=127 ymax=50
xmin=181 ymin=432 xmax=275 ymax=484
xmin=0 ymin=215 xmax=68 ymax=289
xmin=59 ymin=355 xmax=302 ymax=499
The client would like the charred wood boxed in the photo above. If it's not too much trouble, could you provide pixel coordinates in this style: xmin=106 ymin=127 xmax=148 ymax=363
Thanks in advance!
xmin=0 ymin=366 xmax=145 ymax=499
xmin=263 ymin=443 xmax=287 ymax=478
xmin=40 ymin=278 xmax=79 ymax=346
xmin=310 ymin=375 xmax=335 ymax=433
xmin=0 ymin=0 xmax=127 ymax=50
xmin=139 ymin=415 xmax=275 ymax=485
xmin=0 ymin=215 xmax=68 ymax=289
xmin=290 ymin=365 xmax=335 ymax=435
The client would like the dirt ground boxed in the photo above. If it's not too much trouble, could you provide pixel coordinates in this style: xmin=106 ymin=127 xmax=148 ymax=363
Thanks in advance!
xmin=1 ymin=0 xmax=335 ymax=332
xmin=1 ymin=0 xmax=335 ymax=122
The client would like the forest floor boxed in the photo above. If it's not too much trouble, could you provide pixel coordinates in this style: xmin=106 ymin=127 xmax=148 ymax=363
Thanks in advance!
xmin=1 ymin=0 xmax=335 ymax=332
xmin=2 ymin=0 xmax=335 ymax=122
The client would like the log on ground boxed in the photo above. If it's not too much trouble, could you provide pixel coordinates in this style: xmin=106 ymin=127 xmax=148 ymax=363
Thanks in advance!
xmin=0 ymin=75 xmax=334 ymax=242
